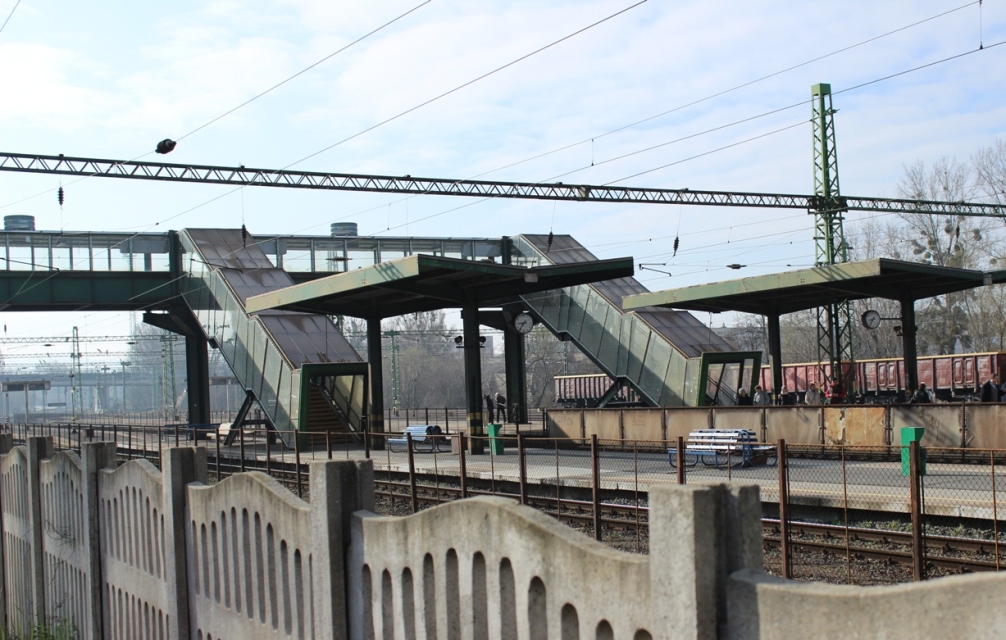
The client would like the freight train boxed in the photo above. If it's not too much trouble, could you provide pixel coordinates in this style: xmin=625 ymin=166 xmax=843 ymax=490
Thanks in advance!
xmin=553 ymin=374 xmax=641 ymax=408
xmin=554 ymin=352 xmax=1006 ymax=406
xmin=759 ymin=352 xmax=1006 ymax=402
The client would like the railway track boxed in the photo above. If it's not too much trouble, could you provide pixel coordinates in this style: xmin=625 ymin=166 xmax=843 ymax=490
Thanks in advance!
xmin=119 ymin=447 xmax=1006 ymax=576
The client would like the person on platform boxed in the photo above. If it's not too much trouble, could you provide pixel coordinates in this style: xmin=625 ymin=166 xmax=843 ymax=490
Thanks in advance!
xmin=776 ymin=386 xmax=795 ymax=405
xmin=736 ymin=388 xmax=753 ymax=405
xmin=753 ymin=385 xmax=772 ymax=405
xmin=911 ymin=383 xmax=933 ymax=404
xmin=825 ymin=378 xmax=846 ymax=405
xmin=495 ymin=392 xmax=507 ymax=422
xmin=484 ymin=393 xmax=495 ymax=423
xmin=980 ymin=375 xmax=1000 ymax=403
xmin=804 ymin=382 xmax=824 ymax=405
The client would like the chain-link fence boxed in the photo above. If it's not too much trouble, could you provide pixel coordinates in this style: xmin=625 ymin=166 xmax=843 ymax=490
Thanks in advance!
xmin=10 ymin=421 xmax=1006 ymax=585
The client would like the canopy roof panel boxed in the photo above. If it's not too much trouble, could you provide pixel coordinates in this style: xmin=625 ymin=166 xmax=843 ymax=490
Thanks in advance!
xmin=246 ymin=253 xmax=635 ymax=318
xmin=623 ymin=258 xmax=992 ymax=315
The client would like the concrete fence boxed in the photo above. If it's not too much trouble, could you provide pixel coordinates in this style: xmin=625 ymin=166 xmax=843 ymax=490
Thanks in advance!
xmin=547 ymin=403 xmax=1006 ymax=448
xmin=2 ymin=434 xmax=1006 ymax=638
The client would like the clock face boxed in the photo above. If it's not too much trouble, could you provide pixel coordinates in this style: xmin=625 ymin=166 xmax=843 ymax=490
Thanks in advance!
xmin=514 ymin=313 xmax=534 ymax=334
xmin=862 ymin=310 xmax=881 ymax=330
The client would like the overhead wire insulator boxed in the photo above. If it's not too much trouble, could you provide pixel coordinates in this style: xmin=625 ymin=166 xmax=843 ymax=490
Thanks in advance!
xmin=57 ymin=186 xmax=64 ymax=206
xmin=155 ymin=139 xmax=177 ymax=154
xmin=546 ymin=231 xmax=554 ymax=253
xmin=673 ymin=236 xmax=680 ymax=256
xmin=241 ymin=224 xmax=248 ymax=248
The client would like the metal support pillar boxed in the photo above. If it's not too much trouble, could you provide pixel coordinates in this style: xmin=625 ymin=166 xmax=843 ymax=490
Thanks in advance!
xmin=366 ymin=318 xmax=385 ymax=446
xmin=901 ymin=297 xmax=919 ymax=394
xmin=767 ymin=312 xmax=783 ymax=398
xmin=503 ymin=325 xmax=527 ymax=424
xmin=144 ymin=307 xmax=210 ymax=423
xmin=462 ymin=295 xmax=485 ymax=454
xmin=185 ymin=334 xmax=211 ymax=424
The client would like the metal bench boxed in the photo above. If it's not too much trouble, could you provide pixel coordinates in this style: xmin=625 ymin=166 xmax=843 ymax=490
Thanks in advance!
xmin=668 ymin=429 xmax=777 ymax=469
xmin=388 ymin=425 xmax=448 ymax=453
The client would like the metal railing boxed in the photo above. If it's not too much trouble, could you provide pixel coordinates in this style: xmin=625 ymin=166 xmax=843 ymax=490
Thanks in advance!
xmin=9 ymin=422 xmax=1003 ymax=586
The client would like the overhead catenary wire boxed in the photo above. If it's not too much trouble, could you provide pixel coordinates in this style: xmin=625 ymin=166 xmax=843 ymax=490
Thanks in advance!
xmin=0 ymin=0 xmax=21 ymax=37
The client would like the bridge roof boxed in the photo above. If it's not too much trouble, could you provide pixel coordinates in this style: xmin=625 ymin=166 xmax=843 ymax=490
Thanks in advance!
xmin=622 ymin=258 xmax=992 ymax=315
xmin=245 ymin=253 xmax=634 ymax=318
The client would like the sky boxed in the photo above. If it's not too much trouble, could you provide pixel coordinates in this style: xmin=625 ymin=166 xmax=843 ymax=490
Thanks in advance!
xmin=0 ymin=0 xmax=1004 ymax=360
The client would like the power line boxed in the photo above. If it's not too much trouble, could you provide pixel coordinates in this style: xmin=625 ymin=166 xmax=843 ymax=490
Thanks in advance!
xmin=0 ymin=0 xmax=20 ymax=37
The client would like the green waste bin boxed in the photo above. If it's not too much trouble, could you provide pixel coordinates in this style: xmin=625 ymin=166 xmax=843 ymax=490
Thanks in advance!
xmin=487 ymin=423 xmax=505 ymax=456
xmin=900 ymin=427 xmax=926 ymax=476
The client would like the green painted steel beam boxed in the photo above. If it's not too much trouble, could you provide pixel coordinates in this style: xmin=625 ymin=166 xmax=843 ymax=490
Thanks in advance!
xmin=622 ymin=258 xmax=990 ymax=316
xmin=0 ymin=272 xmax=176 ymax=311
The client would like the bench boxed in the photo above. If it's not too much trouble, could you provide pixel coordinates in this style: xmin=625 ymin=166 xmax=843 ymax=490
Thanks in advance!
xmin=388 ymin=425 xmax=448 ymax=453
xmin=668 ymin=429 xmax=777 ymax=469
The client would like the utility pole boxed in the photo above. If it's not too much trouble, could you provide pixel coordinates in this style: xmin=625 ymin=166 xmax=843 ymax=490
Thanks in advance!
xmin=811 ymin=83 xmax=854 ymax=390
xmin=70 ymin=326 xmax=83 ymax=423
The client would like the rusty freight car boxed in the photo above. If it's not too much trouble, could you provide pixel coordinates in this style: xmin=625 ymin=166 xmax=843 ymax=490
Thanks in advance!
xmin=759 ymin=352 xmax=1006 ymax=402
xmin=553 ymin=374 xmax=640 ymax=408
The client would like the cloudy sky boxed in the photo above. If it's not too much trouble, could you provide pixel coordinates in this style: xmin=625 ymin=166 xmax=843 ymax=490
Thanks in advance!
xmin=0 ymin=0 xmax=1003 ymax=346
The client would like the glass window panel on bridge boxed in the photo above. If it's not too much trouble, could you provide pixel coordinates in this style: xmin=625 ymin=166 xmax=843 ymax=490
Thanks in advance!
xmin=0 ymin=232 xmax=172 ymax=272
xmin=262 ymin=235 xmax=503 ymax=272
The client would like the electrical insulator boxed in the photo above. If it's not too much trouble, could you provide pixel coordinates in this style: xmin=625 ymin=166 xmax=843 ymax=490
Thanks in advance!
xmin=546 ymin=231 xmax=554 ymax=253
xmin=241 ymin=224 xmax=248 ymax=248
xmin=673 ymin=236 xmax=679 ymax=256
xmin=57 ymin=186 xmax=65 ymax=206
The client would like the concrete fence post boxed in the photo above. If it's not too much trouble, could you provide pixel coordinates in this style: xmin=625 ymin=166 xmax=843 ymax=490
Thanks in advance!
xmin=26 ymin=436 xmax=53 ymax=624
xmin=80 ymin=442 xmax=117 ymax=640
xmin=0 ymin=433 xmax=12 ymax=627
xmin=310 ymin=459 xmax=374 ymax=638
xmin=161 ymin=447 xmax=205 ymax=640
xmin=648 ymin=483 xmax=762 ymax=640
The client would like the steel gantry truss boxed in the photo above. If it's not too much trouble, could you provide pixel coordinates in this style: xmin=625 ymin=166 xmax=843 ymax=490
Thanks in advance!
xmin=811 ymin=83 xmax=855 ymax=390
xmin=1 ymin=151 xmax=1006 ymax=217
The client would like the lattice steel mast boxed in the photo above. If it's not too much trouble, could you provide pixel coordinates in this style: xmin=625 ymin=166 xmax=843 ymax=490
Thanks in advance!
xmin=811 ymin=83 xmax=854 ymax=390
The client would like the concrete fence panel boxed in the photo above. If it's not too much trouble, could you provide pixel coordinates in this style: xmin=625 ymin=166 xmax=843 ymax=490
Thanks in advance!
xmin=622 ymin=408 xmax=665 ymax=441
xmin=823 ymin=406 xmax=887 ymax=446
xmin=1 ymin=445 xmax=33 ymax=633
xmin=583 ymin=410 xmax=622 ymax=440
xmin=664 ymin=408 xmax=712 ymax=442
xmin=891 ymin=404 xmax=963 ymax=448
xmin=40 ymin=451 xmax=91 ymax=639
xmin=546 ymin=410 xmax=583 ymax=439
xmin=963 ymin=404 xmax=1006 ymax=449
xmin=99 ymin=458 xmax=173 ymax=639
xmin=764 ymin=408 xmax=821 ymax=445
xmin=727 ymin=569 xmax=1006 ymax=639
xmin=186 ymin=472 xmax=314 ymax=640
xmin=348 ymin=496 xmax=654 ymax=640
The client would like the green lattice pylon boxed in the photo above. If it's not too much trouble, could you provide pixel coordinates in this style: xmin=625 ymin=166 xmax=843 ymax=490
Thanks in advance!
xmin=811 ymin=83 xmax=854 ymax=388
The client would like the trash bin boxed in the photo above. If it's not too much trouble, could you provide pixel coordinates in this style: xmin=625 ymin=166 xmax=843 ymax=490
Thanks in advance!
xmin=900 ymin=427 xmax=926 ymax=476
xmin=487 ymin=423 xmax=505 ymax=456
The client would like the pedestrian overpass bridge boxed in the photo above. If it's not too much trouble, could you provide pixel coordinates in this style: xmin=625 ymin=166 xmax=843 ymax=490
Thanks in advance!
xmin=0 ymin=228 xmax=742 ymax=444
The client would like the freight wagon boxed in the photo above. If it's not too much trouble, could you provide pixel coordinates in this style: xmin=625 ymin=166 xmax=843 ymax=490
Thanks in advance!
xmin=759 ymin=352 xmax=1006 ymax=402
xmin=553 ymin=374 xmax=640 ymax=408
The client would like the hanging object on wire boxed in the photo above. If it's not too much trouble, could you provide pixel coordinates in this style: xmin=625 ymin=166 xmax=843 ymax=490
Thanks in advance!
xmin=241 ymin=224 xmax=248 ymax=248
xmin=57 ymin=186 xmax=65 ymax=206
xmin=546 ymin=231 xmax=554 ymax=253
xmin=673 ymin=236 xmax=680 ymax=257
xmin=155 ymin=139 xmax=177 ymax=154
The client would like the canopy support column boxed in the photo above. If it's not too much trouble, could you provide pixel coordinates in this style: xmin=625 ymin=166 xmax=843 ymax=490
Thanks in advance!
xmin=463 ymin=294 xmax=485 ymax=454
xmin=901 ymin=297 xmax=919 ymax=395
xmin=767 ymin=312 xmax=783 ymax=401
xmin=367 ymin=317 xmax=385 ymax=447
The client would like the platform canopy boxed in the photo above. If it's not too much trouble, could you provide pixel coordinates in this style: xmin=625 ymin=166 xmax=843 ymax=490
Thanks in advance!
xmin=623 ymin=258 xmax=995 ymax=397
xmin=246 ymin=253 xmax=634 ymax=317
xmin=622 ymin=258 xmax=991 ymax=315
